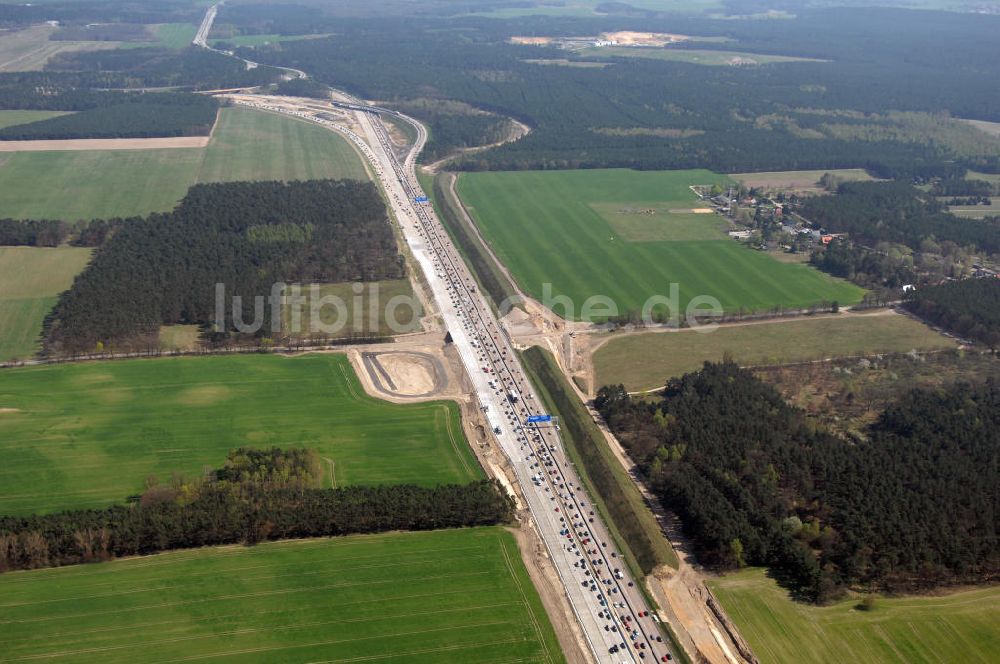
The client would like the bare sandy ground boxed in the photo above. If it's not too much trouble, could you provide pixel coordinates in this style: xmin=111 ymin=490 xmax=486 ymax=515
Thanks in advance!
xmin=600 ymin=31 xmax=691 ymax=46
xmin=0 ymin=136 xmax=211 ymax=152
xmin=370 ymin=351 xmax=440 ymax=396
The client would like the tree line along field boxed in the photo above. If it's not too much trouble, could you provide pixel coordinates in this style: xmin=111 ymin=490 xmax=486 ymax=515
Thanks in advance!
xmin=0 ymin=110 xmax=73 ymax=130
xmin=593 ymin=312 xmax=956 ymax=391
xmin=0 ymin=106 xmax=368 ymax=221
xmin=0 ymin=527 xmax=564 ymax=664
xmin=0 ymin=246 xmax=92 ymax=362
xmin=456 ymin=169 xmax=864 ymax=320
xmin=0 ymin=354 xmax=480 ymax=515
xmin=708 ymin=568 xmax=1000 ymax=664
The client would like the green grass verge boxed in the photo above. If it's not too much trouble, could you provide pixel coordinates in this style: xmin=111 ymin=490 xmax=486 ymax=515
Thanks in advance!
xmin=520 ymin=346 xmax=677 ymax=573
xmin=0 ymin=527 xmax=565 ymax=664
xmin=709 ymin=567 xmax=1000 ymax=664
xmin=594 ymin=313 xmax=956 ymax=391
xmin=0 ymin=354 xmax=481 ymax=515
xmin=0 ymin=246 xmax=92 ymax=362
xmin=456 ymin=169 xmax=864 ymax=319
xmin=432 ymin=172 xmax=520 ymax=314
xmin=0 ymin=106 xmax=368 ymax=220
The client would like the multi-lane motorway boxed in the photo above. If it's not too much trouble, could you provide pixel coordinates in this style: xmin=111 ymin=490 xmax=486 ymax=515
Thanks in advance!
xmin=226 ymin=89 xmax=677 ymax=663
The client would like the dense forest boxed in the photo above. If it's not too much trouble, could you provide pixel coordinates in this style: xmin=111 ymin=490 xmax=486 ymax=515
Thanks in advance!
xmin=0 ymin=93 xmax=218 ymax=140
xmin=232 ymin=6 xmax=1000 ymax=176
xmin=596 ymin=362 xmax=1000 ymax=600
xmin=44 ymin=180 xmax=404 ymax=353
xmin=0 ymin=49 xmax=275 ymax=113
xmin=904 ymin=279 xmax=1000 ymax=349
xmin=0 ymin=0 xmax=200 ymax=28
xmin=0 ymin=447 xmax=511 ymax=573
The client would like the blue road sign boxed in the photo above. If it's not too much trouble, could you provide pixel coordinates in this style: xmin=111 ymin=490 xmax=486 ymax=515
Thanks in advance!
xmin=526 ymin=414 xmax=552 ymax=424
xmin=414 ymin=196 xmax=429 ymax=203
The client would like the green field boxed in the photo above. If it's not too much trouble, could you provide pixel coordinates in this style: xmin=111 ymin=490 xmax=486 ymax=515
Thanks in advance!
xmin=211 ymin=33 xmax=330 ymax=47
xmin=456 ymin=169 xmax=863 ymax=320
xmin=729 ymin=168 xmax=874 ymax=191
xmin=594 ymin=312 xmax=954 ymax=391
xmin=0 ymin=246 xmax=92 ymax=362
xmin=148 ymin=22 xmax=199 ymax=48
xmin=0 ymin=106 xmax=368 ymax=220
xmin=709 ymin=568 xmax=1000 ymax=664
xmin=579 ymin=47 xmax=824 ymax=66
xmin=0 ymin=527 xmax=564 ymax=664
xmin=0 ymin=109 xmax=72 ymax=129
xmin=0 ymin=353 xmax=480 ymax=514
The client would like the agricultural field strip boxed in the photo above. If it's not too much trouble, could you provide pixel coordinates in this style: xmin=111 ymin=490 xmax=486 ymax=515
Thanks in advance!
xmin=593 ymin=313 xmax=956 ymax=390
xmin=0 ymin=107 xmax=367 ymax=221
xmin=0 ymin=530 xmax=560 ymax=663
xmin=708 ymin=568 xmax=1000 ymax=664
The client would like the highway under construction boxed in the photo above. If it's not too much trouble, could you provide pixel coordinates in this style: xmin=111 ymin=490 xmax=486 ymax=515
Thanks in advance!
xmin=224 ymin=89 xmax=679 ymax=663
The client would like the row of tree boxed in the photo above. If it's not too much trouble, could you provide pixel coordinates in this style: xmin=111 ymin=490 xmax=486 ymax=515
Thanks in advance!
xmin=43 ymin=180 xmax=405 ymax=354
xmin=0 ymin=447 xmax=512 ymax=573
xmin=596 ymin=361 xmax=1000 ymax=601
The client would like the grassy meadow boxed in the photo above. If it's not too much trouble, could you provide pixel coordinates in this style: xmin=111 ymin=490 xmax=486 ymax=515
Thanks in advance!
xmin=0 ymin=246 xmax=93 ymax=362
xmin=593 ymin=312 xmax=954 ymax=391
xmin=0 ymin=527 xmax=564 ymax=664
xmin=709 ymin=568 xmax=1000 ymax=664
xmin=0 ymin=354 xmax=480 ymax=515
xmin=579 ymin=46 xmax=823 ymax=66
xmin=0 ymin=107 xmax=368 ymax=220
xmin=729 ymin=168 xmax=874 ymax=191
xmin=456 ymin=169 xmax=863 ymax=320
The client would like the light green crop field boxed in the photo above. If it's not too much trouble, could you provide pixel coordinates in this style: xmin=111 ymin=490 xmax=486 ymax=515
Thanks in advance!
xmin=149 ymin=22 xmax=198 ymax=48
xmin=709 ymin=568 xmax=1000 ymax=664
xmin=0 ymin=527 xmax=565 ymax=664
xmin=456 ymin=169 xmax=863 ymax=320
xmin=594 ymin=312 xmax=954 ymax=391
xmin=0 ymin=106 xmax=368 ymax=220
xmin=0 ymin=354 xmax=480 ymax=515
xmin=0 ymin=109 xmax=72 ymax=129
xmin=948 ymin=202 xmax=1000 ymax=219
xmin=730 ymin=168 xmax=874 ymax=191
xmin=579 ymin=46 xmax=824 ymax=66
xmin=967 ymin=170 xmax=1000 ymax=185
xmin=211 ymin=33 xmax=331 ymax=47
xmin=0 ymin=246 xmax=92 ymax=362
